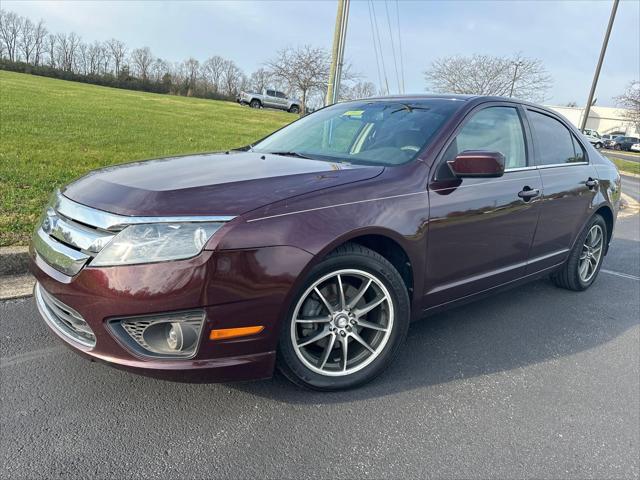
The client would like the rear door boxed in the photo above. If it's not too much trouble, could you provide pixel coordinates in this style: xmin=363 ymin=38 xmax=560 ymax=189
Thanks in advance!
xmin=264 ymin=89 xmax=278 ymax=108
xmin=424 ymin=103 xmax=543 ymax=308
xmin=275 ymin=91 xmax=289 ymax=109
xmin=525 ymin=108 xmax=600 ymax=273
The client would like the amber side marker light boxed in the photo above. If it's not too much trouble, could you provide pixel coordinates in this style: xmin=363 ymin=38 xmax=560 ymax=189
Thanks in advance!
xmin=209 ymin=326 xmax=264 ymax=340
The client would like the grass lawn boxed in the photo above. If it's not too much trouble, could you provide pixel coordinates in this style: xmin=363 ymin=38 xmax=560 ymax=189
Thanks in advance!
xmin=0 ymin=70 xmax=295 ymax=246
xmin=602 ymin=155 xmax=640 ymax=176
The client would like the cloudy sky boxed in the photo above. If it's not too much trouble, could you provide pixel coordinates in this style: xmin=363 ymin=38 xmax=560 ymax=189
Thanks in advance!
xmin=4 ymin=0 xmax=639 ymax=107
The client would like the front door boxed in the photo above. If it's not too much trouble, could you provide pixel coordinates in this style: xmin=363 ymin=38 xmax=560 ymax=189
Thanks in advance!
xmin=424 ymin=104 xmax=542 ymax=309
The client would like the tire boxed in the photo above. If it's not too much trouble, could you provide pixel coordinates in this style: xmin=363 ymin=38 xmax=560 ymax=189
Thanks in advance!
xmin=595 ymin=142 xmax=602 ymax=149
xmin=249 ymin=99 xmax=261 ymax=109
xmin=614 ymin=144 xmax=621 ymax=150
xmin=288 ymin=105 xmax=300 ymax=114
xmin=551 ymin=214 xmax=607 ymax=291
xmin=277 ymin=243 xmax=410 ymax=391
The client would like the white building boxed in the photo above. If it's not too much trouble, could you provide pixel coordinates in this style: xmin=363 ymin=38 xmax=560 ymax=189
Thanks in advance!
xmin=546 ymin=105 xmax=639 ymax=137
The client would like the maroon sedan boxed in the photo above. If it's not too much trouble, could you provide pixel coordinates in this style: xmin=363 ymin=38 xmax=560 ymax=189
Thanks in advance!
xmin=30 ymin=95 xmax=621 ymax=390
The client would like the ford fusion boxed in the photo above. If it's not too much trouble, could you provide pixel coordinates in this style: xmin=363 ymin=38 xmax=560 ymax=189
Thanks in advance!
xmin=30 ymin=96 xmax=621 ymax=390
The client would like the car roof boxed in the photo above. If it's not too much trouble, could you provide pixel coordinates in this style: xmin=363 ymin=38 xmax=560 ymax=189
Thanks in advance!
xmin=347 ymin=94 xmax=549 ymax=110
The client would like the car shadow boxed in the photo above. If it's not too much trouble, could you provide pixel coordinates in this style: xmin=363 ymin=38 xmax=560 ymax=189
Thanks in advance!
xmin=228 ymin=252 xmax=639 ymax=404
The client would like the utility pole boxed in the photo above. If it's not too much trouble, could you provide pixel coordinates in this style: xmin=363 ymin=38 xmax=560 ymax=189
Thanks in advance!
xmin=326 ymin=0 xmax=350 ymax=106
xmin=581 ymin=0 xmax=619 ymax=131
xmin=509 ymin=60 xmax=524 ymax=97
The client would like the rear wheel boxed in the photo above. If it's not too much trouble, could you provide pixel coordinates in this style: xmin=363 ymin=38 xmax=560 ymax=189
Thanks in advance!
xmin=551 ymin=214 xmax=607 ymax=291
xmin=277 ymin=243 xmax=410 ymax=391
xmin=250 ymin=99 xmax=261 ymax=108
xmin=595 ymin=142 xmax=603 ymax=149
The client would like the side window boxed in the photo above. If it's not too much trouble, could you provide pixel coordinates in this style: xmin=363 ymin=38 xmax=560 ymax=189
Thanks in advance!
xmin=276 ymin=91 xmax=287 ymax=99
xmin=571 ymin=136 xmax=585 ymax=162
xmin=266 ymin=90 xmax=275 ymax=97
xmin=442 ymin=106 xmax=527 ymax=170
xmin=528 ymin=110 xmax=585 ymax=165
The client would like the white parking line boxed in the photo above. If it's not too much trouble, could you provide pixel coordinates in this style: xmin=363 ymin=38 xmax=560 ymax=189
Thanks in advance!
xmin=601 ymin=269 xmax=640 ymax=281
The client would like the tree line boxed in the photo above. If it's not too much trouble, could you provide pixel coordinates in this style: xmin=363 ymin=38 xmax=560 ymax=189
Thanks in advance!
xmin=0 ymin=9 xmax=375 ymax=112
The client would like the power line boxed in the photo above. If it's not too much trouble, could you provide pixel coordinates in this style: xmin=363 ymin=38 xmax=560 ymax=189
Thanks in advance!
xmin=367 ymin=0 xmax=384 ymax=95
xmin=395 ymin=0 xmax=405 ymax=94
xmin=370 ymin=0 xmax=390 ymax=95
xmin=384 ymin=0 xmax=401 ymax=94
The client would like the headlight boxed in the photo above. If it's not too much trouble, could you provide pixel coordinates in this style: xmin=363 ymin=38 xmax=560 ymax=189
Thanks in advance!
xmin=91 ymin=222 xmax=223 ymax=267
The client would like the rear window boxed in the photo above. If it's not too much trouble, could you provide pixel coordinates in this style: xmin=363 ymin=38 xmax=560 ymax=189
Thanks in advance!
xmin=528 ymin=110 xmax=585 ymax=165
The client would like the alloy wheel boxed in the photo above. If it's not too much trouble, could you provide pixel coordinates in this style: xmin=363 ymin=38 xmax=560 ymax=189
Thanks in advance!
xmin=290 ymin=269 xmax=394 ymax=377
xmin=579 ymin=224 xmax=604 ymax=283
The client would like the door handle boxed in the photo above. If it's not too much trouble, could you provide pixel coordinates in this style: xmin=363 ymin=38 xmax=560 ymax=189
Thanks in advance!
xmin=518 ymin=186 xmax=540 ymax=201
xmin=585 ymin=178 xmax=599 ymax=190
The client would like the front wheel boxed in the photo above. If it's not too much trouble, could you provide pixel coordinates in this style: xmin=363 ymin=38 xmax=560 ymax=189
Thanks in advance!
xmin=595 ymin=142 xmax=603 ymax=149
xmin=249 ymin=99 xmax=261 ymax=108
xmin=277 ymin=243 xmax=410 ymax=390
xmin=551 ymin=214 xmax=607 ymax=291
xmin=288 ymin=105 xmax=300 ymax=114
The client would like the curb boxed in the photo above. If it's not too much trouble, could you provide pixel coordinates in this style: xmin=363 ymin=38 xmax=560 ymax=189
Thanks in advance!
xmin=0 ymin=246 xmax=30 ymax=276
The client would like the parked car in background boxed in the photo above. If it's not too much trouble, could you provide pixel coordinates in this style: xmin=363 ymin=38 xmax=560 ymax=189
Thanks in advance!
xmin=237 ymin=88 xmax=301 ymax=113
xmin=604 ymin=135 xmax=640 ymax=151
xmin=630 ymin=142 xmax=640 ymax=152
xmin=581 ymin=129 xmax=603 ymax=148
xmin=30 ymin=95 xmax=620 ymax=390
xmin=601 ymin=134 xmax=619 ymax=142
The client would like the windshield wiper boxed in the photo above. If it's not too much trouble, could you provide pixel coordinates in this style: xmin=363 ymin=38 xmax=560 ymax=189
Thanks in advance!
xmin=266 ymin=151 xmax=312 ymax=159
xmin=390 ymin=103 xmax=431 ymax=114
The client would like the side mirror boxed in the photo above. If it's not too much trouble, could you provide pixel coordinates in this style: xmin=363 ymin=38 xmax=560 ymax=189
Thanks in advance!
xmin=447 ymin=150 xmax=506 ymax=178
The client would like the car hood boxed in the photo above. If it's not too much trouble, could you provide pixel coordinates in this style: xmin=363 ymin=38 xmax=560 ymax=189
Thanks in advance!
xmin=62 ymin=151 xmax=384 ymax=217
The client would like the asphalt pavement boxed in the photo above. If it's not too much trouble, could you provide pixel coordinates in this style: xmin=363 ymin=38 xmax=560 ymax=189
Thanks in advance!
xmin=1 ymin=216 xmax=639 ymax=479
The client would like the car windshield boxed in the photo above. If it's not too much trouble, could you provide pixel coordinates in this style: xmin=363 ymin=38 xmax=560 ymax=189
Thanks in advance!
xmin=251 ymin=99 xmax=464 ymax=166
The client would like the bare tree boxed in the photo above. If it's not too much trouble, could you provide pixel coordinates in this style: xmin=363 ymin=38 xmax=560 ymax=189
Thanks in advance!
xmin=615 ymin=81 xmax=640 ymax=131
xmin=341 ymin=81 xmax=377 ymax=101
xmin=249 ymin=67 xmax=272 ymax=93
xmin=56 ymin=32 xmax=81 ymax=71
xmin=106 ymin=38 xmax=126 ymax=76
xmin=87 ymin=41 xmax=104 ymax=75
xmin=222 ymin=59 xmax=243 ymax=96
xmin=424 ymin=53 xmax=552 ymax=102
xmin=18 ymin=17 xmax=37 ymax=63
xmin=0 ymin=10 xmax=22 ymax=61
xmin=266 ymin=45 xmax=330 ymax=114
xmin=45 ymin=33 xmax=58 ymax=67
xmin=183 ymin=57 xmax=200 ymax=96
xmin=130 ymin=46 xmax=153 ymax=80
xmin=78 ymin=41 xmax=89 ymax=75
xmin=201 ymin=55 xmax=226 ymax=94
xmin=151 ymin=57 xmax=169 ymax=82
xmin=32 ymin=19 xmax=47 ymax=66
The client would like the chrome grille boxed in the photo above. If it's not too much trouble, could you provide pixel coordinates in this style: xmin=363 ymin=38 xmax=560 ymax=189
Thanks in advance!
xmin=31 ymin=190 xmax=235 ymax=277
xmin=33 ymin=193 xmax=116 ymax=276
xmin=35 ymin=282 xmax=96 ymax=348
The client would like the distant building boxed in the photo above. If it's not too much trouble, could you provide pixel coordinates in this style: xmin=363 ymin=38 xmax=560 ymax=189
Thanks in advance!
xmin=546 ymin=105 xmax=639 ymax=137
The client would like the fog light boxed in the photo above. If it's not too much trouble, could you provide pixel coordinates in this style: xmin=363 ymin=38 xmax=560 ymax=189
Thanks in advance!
xmin=165 ymin=322 xmax=198 ymax=352
xmin=167 ymin=323 xmax=180 ymax=350
xmin=111 ymin=311 xmax=204 ymax=359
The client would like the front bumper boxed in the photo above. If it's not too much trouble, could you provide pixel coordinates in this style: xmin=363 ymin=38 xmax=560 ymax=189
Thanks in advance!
xmin=30 ymin=244 xmax=313 ymax=382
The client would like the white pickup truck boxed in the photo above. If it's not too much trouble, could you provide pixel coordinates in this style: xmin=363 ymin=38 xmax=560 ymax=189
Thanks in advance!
xmin=237 ymin=89 xmax=301 ymax=114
